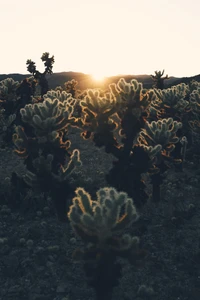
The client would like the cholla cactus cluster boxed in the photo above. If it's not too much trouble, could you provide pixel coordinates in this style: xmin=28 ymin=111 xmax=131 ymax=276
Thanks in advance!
xmin=109 ymin=78 xmax=155 ymax=118
xmin=80 ymin=88 xmax=118 ymax=131
xmin=189 ymin=80 xmax=200 ymax=92
xmin=13 ymin=97 xmax=78 ymax=157
xmin=138 ymin=118 xmax=182 ymax=157
xmin=12 ymin=126 xmax=31 ymax=158
xmin=19 ymin=97 xmax=76 ymax=137
xmin=188 ymin=87 xmax=200 ymax=134
xmin=0 ymin=109 xmax=16 ymax=133
xmin=43 ymin=90 xmax=76 ymax=106
xmin=0 ymin=78 xmax=19 ymax=101
xmin=151 ymin=83 xmax=190 ymax=115
xmin=189 ymin=87 xmax=200 ymax=115
xmin=81 ymin=89 xmax=116 ymax=117
xmin=68 ymin=187 xmax=139 ymax=251
xmin=24 ymin=149 xmax=82 ymax=187
xmin=64 ymin=79 xmax=78 ymax=97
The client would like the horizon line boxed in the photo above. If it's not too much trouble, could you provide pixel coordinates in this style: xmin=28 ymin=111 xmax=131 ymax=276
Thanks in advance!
xmin=1 ymin=70 xmax=199 ymax=79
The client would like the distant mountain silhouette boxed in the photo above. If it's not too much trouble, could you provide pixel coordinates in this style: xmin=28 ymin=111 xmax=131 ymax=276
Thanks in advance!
xmin=166 ymin=74 xmax=200 ymax=87
xmin=0 ymin=71 xmax=199 ymax=91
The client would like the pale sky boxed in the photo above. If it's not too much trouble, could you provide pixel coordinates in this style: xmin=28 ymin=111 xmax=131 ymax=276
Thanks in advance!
xmin=0 ymin=0 xmax=199 ymax=78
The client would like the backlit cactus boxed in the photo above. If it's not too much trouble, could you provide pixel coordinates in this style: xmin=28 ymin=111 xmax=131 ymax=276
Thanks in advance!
xmin=189 ymin=87 xmax=200 ymax=115
xmin=68 ymin=187 xmax=144 ymax=300
xmin=138 ymin=118 xmax=182 ymax=154
xmin=19 ymin=97 xmax=76 ymax=137
xmin=80 ymin=88 xmax=119 ymax=149
xmin=12 ymin=126 xmax=30 ymax=158
xmin=109 ymin=78 xmax=154 ymax=119
xmin=68 ymin=187 xmax=139 ymax=251
xmin=43 ymin=90 xmax=76 ymax=106
xmin=64 ymin=79 xmax=78 ymax=97
xmin=151 ymin=83 xmax=190 ymax=116
xmin=187 ymin=87 xmax=200 ymax=134
xmin=138 ymin=118 xmax=183 ymax=202
xmin=24 ymin=149 xmax=82 ymax=188
xmin=81 ymin=88 xmax=117 ymax=122
xmin=0 ymin=78 xmax=19 ymax=100
xmin=0 ymin=109 xmax=16 ymax=132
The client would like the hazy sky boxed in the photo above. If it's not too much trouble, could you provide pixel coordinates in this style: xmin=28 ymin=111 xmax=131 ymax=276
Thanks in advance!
xmin=0 ymin=0 xmax=199 ymax=78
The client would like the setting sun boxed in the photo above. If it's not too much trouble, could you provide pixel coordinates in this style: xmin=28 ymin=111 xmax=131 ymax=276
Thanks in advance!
xmin=91 ymin=72 xmax=105 ymax=82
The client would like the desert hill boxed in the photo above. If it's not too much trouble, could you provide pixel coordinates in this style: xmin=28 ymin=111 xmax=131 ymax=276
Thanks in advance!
xmin=0 ymin=71 xmax=199 ymax=90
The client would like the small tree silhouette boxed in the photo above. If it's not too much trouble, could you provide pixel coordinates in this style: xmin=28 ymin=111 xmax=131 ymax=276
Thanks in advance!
xmin=151 ymin=69 xmax=169 ymax=90
xmin=26 ymin=52 xmax=55 ymax=96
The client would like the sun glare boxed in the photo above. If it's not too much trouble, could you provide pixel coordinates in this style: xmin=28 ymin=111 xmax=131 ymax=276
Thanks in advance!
xmin=91 ymin=72 xmax=105 ymax=82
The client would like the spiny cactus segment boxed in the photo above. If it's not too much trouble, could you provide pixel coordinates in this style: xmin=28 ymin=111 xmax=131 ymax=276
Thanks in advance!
xmin=0 ymin=109 xmax=16 ymax=133
xmin=24 ymin=149 xmax=82 ymax=188
xmin=43 ymin=90 xmax=76 ymax=105
xmin=12 ymin=126 xmax=29 ymax=158
xmin=68 ymin=187 xmax=144 ymax=300
xmin=0 ymin=78 xmax=19 ymax=100
xmin=64 ymin=79 xmax=78 ymax=97
xmin=81 ymin=89 xmax=117 ymax=120
xmin=19 ymin=97 xmax=76 ymax=136
xmin=189 ymin=87 xmax=200 ymax=115
xmin=138 ymin=118 xmax=182 ymax=155
xmin=109 ymin=78 xmax=154 ymax=118
xmin=68 ymin=187 xmax=139 ymax=251
xmin=138 ymin=118 xmax=183 ymax=202
xmin=151 ymin=83 xmax=190 ymax=116
xmin=80 ymin=89 xmax=120 ymax=149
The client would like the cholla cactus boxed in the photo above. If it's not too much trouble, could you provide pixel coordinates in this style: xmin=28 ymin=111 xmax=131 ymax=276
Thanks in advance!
xmin=188 ymin=87 xmax=200 ymax=135
xmin=59 ymin=149 xmax=82 ymax=180
xmin=64 ymin=79 xmax=78 ymax=97
xmin=68 ymin=187 xmax=144 ymax=300
xmin=76 ymin=89 xmax=88 ymax=100
xmin=0 ymin=78 xmax=19 ymax=99
xmin=189 ymin=87 xmax=200 ymax=115
xmin=138 ymin=118 xmax=182 ymax=155
xmin=12 ymin=126 xmax=29 ymax=158
xmin=0 ymin=78 xmax=19 ymax=106
xmin=189 ymin=120 xmax=200 ymax=137
xmin=109 ymin=78 xmax=154 ymax=119
xmin=139 ymin=144 xmax=162 ymax=160
xmin=80 ymin=88 xmax=118 ymax=138
xmin=0 ymin=109 xmax=16 ymax=133
xmin=151 ymin=83 xmax=190 ymax=117
xmin=26 ymin=52 xmax=55 ymax=96
xmin=138 ymin=118 xmax=182 ymax=202
xmin=43 ymin=90 xmax=76 ymax=105
xmin=81 ymin=89 xmax=117 ymax=119
xmin=13 ymin=98 xmax=78 ymax=159
xmin=68 ymin=187 xmax=139 ymax=251
xmin=24 ymin=149 xmax=82 ymax=188
xmin=20 ymin=98 xmax=76 ymax=137
xmin=189 ymin=80 xmax=200 ymax=92
xmin=23 ymin=153 xmax=54 ymax=187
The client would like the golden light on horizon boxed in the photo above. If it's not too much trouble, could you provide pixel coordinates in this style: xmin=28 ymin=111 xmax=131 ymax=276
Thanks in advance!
xmin=91 ymin=72 xmax=105 ymax=82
